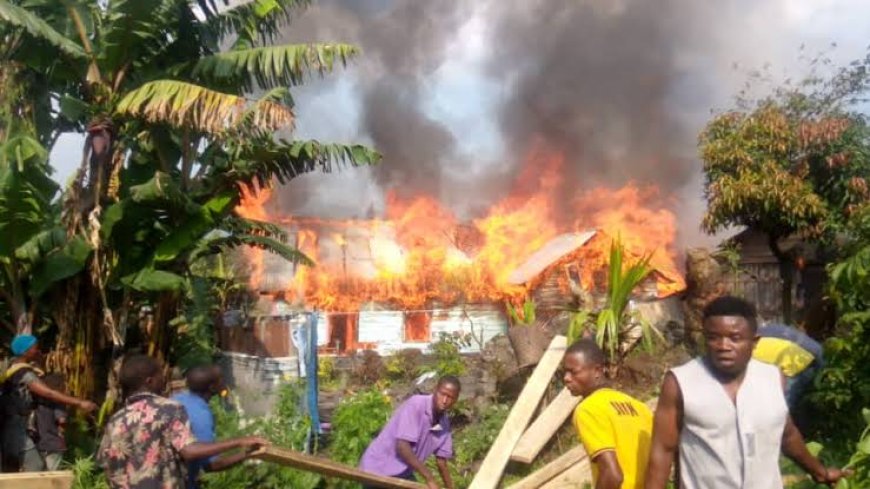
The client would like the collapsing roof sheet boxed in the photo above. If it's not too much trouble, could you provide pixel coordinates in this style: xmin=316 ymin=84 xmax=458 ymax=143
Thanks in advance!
xmin=507 ymin=231 xmax=598 ymax=285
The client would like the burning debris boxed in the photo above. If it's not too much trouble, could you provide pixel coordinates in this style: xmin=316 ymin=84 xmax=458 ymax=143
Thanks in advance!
xmin=234 ymin=146 xmax=686 ymax=329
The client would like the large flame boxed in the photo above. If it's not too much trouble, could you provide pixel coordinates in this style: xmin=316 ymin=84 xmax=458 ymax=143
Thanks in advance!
xmin=235 ymin=145 xmax=685 ymax=312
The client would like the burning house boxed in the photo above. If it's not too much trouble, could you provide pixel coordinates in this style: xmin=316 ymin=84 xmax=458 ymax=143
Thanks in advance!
xmin=220 ymin=152 xmax=688 ymax=412
xmin=219 ymin=217 xmax=686 ymax=412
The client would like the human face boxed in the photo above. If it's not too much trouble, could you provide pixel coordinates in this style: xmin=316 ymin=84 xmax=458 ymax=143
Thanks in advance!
xmin=562 ymin=353 xmax=601 ymax=397
xmin=433 ymin=383 xmax=460 ymax=414
xmin=703 ymin=315 xmax=758 ymax=378
xmin=24 ymin=343 xmax=43 ymax=363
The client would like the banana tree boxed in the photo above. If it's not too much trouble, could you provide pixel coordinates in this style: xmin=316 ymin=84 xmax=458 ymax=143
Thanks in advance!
xmin=0 ymin=64 xmax=91 ymax=337
xmin=0 ymin=0 xmax=378 ymax=398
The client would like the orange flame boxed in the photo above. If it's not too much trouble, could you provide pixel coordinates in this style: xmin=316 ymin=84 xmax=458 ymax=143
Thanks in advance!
xmin=235 ymin=144 xmax=685 ymax=312
xmin=235 ymin=183 xmax=272 ymax=289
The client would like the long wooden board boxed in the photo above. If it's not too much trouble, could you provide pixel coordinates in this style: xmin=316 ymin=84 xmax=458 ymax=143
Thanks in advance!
xmin=510 ymin=387 xmax=581 ymax=464
xmin=0 ymin=471 xmax=73 ymax=489
xmin=468 ymin=335 xmax=568 ymax=489
xmin=539 ymin=456 xmax=593 ymax=489
xmin=508 ymin=444 xmax=587 ymax=489
xmin=254 ymin=446 xmax=427 ymax=489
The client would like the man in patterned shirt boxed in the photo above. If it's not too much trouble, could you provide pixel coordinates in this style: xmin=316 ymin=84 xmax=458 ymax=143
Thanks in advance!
xmin=98 ymin=355 xmax=267 ymax=489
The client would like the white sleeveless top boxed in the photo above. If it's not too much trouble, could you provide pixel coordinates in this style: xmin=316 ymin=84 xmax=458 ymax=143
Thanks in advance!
xmin=671 ymin=358 xmax=788 ymax=489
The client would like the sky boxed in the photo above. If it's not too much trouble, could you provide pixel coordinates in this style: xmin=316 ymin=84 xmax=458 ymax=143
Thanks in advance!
xmin=49 ymin=0 xmax=870 ymax=248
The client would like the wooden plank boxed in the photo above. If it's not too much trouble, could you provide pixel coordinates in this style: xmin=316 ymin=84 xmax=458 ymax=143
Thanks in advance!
xmin=468 ymin=335 xmax=568 ymax=489
xmin=507 ymin=444 xmax=587 ymax=489
xmin=510 ymin=387 xmax=581 ymax=463
xmin=539 ymin=457 xmax=593 ymax=489
xmin=0 ymin=471 xmax=73 ymax=489
xmin=253 ymin=446 xmax=427 ymax=489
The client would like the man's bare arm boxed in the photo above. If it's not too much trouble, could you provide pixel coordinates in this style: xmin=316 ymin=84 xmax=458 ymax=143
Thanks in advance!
xmin=397 ymin=440 xmax=438 ymax=488
xmin=435 ymin=457 xmax=454 ymax=489
xmin=29 ymin=380 xmax=97 ymax=412
xmin=593 ymin=451 xmax=624 ymax=489
xmin=644 ymin=372 xmax=682 ymax=489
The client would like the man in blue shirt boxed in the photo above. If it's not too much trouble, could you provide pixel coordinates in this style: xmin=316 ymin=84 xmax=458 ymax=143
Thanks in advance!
xmin=172 ymin=364 xmax=253 ymax=488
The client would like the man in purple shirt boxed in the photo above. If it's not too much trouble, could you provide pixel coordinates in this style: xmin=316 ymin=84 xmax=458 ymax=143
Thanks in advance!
xmin=359 ymin=376 xmax=461 ymax=489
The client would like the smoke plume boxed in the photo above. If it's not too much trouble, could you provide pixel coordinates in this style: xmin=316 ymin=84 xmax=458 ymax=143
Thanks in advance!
xmin=271 ymin=0 xmax=869 ymax=246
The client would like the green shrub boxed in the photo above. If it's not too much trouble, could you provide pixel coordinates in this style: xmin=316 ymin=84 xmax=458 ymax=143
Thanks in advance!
xmin=328 ymin=388 xmax=394 ymax=488
xmin=71 ymin=456 xmax=110 ymax=489
xmin=385 ymin=349 xmax=423 ymax=383
xmin=805 ymin=238 xmax=870 ymax=445
xmin=202 ymin=381 xmax=321 ymax=489
xmin=431 ymin=332 xmax=470 ymax=377
xmin=444 ymin=403 xmax=510 ymax=487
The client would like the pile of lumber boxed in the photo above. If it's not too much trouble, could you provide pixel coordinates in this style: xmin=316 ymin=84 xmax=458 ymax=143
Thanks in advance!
xmin=468 ymin=335 xmax=592 ymax=489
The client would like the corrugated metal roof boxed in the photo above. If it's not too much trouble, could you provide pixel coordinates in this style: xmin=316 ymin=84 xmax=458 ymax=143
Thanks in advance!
xmin=507 ymin=231 xmax=598 ymax=285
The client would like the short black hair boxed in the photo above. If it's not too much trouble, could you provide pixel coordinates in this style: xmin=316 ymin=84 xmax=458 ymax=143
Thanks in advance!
xmin=185 ymin=364 xmax=216 ymax=394
xmin=565 ymin=338 xmax=607 ymax=366
xmin=119 ymin=354 xmax=161 ymax=394
xmin=437 ymin=375 xmax=461 ymax=391
xmin=703 ymin=295 xmax=758 ymax=332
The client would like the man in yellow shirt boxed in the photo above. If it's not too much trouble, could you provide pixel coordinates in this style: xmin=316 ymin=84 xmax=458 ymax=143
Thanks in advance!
xmin=562 ymin=339 xmax=652 ymax=489
xmin=752 ymin=324 xmax=824 ymax=408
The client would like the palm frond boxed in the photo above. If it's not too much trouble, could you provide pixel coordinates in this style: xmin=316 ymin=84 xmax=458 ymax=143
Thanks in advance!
xmin=116 ymin=80 xmax=294 ymax=134
xmin=219 ymin=138 xmax=380 ymax=189
xmin=200 ymin=0 xmax=310 ymax=47
xmin=188 ymin=43 xmax=359 ymax=91
xmin=191 ymin=233 xmax=313 ymax=265
xmin=0 ymin=0 xmax=86 ymax=59
xmin=223 ymin=215 xmax=289 ymax=242
xmin=99 ymin=0 xmax=180 ymax=72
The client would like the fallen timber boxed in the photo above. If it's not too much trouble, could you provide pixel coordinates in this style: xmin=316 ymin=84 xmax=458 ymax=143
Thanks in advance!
xmin=253 ymin=446 xmax=427 ymax=489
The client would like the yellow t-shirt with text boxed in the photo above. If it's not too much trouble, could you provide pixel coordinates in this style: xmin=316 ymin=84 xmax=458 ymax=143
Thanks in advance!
xmin=572 ymin=388 xmax=652 ymax=489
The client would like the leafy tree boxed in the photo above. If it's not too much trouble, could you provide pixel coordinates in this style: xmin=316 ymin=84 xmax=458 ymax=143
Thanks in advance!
xmin=0 ymin=0 xmax=379 ymax=398
xmin=0 ymin=63 xmax=89 ymax=337
xmin=699 ymin=86 xmax=870 ymax=322
xmin=805 ymin=206 xmax=870 ymax=443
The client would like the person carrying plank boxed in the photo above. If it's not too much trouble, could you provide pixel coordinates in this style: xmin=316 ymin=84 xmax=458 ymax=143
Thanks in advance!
xmin=644 ymin=296 xmax=846 ymax=489
xmin=359 ymin=376 xmax=461 ymax=489
xmin=98 ymin=354 xmax=269 ymax=488
xmin=561 ymin=338 xmax=652 ymax=489
xmin=172 ymin=364 xmax=250 ymax=489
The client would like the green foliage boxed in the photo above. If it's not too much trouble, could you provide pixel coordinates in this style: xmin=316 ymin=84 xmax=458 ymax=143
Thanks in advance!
xmin=70 ymin=456 xmax=110 ymax=489
xmin=700 ymin=96 xmax=870 ymax=243
xmin=203 ymin=382 xmax=322 ymax=489
xmin=567 ymin=239 xmax=661 ymax=368
xmin=806 ymin=241 xmax=870 ymax=442
xmin=188 ymin=44 xmax=359 ymax=91
xmin=384 ymin=348 xmax=423 ymax=383
xmin=567 ymin=309 xmax=591 ymax=345
xmin=0 ymin=0 xmax=377 ymax=396
xmin=328 ymin=388 xmax=393 ymax=489
xmin=318 ymin=355 xmax=339 ymax=388
xmin=786 ymin=411 xmax=870 ymax=489
xmin=506 ymin=299 xmax=536 ymax=326
xmin=445 ymin=403 xmax=510 ymax=487
xmin=431 ymin=332 xmax=470 ymax=377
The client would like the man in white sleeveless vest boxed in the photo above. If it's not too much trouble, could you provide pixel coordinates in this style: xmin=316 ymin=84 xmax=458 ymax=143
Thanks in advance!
xmin=644 ymin=296 xmax=847 ymax=489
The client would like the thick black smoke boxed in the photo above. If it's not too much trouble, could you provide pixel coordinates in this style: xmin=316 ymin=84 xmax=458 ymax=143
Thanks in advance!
xmin=271 ymin=0 xmax=857 ymax=246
